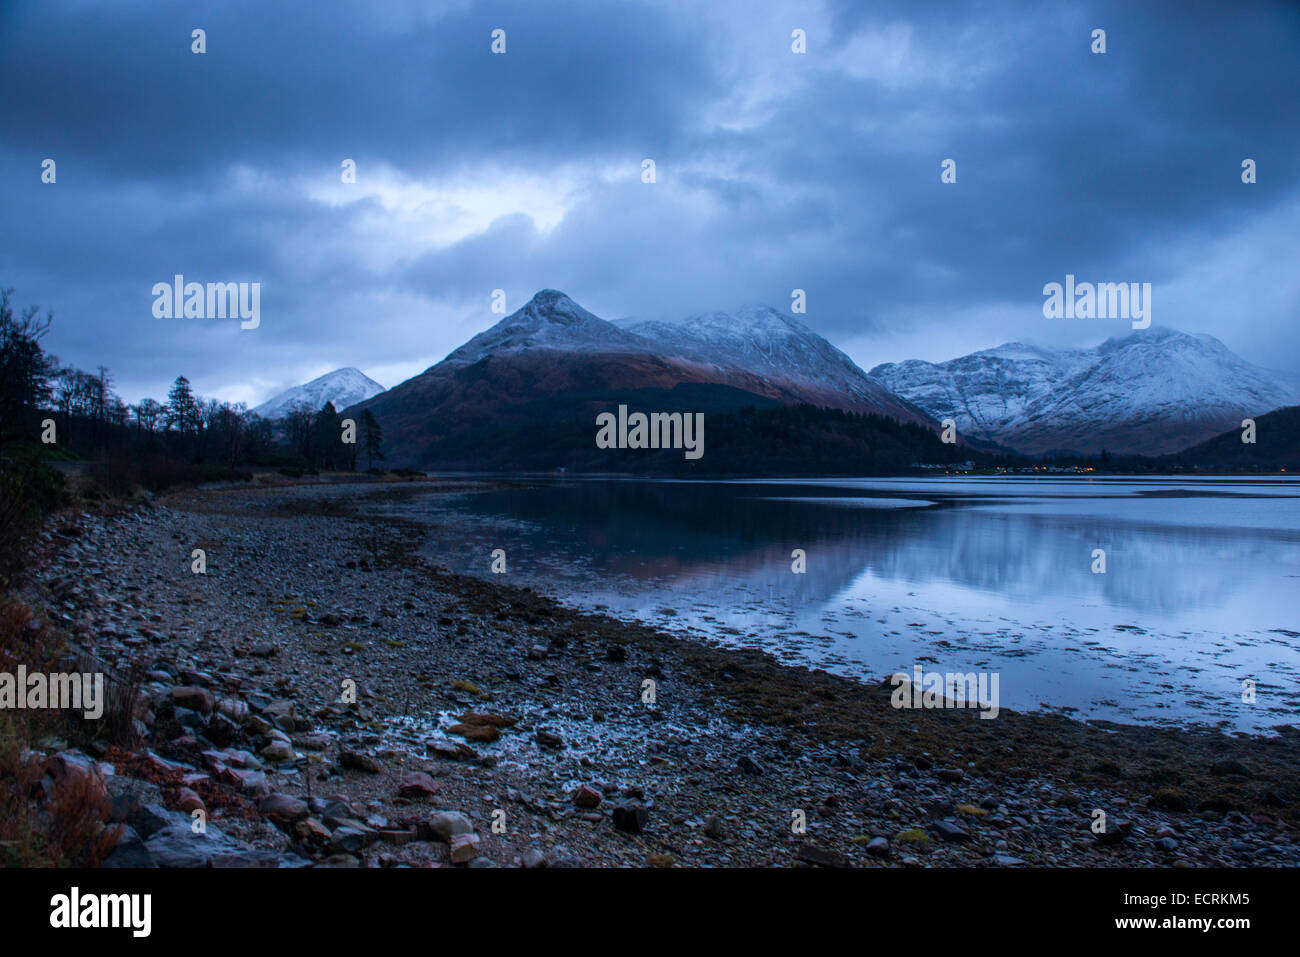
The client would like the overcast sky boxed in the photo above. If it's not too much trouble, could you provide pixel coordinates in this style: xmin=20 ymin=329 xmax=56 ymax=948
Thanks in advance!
xmin=2 ymin=0 xmax=1297 ymax=407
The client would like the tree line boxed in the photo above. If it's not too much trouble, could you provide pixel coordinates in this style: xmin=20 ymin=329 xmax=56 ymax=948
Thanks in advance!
xmin=0 ymin=287 xmax=385 ymax=491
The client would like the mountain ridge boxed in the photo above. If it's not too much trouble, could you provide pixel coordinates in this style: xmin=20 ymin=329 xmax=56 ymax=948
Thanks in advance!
xmin=868 ymin=328 xmax=1300 ymax=456
xmin=349 ymin=290 xmax=934 ymax=467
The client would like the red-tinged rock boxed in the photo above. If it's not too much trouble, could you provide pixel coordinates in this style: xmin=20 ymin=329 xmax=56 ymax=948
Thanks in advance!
xmin=295 ymin=817 xmax=331 ymax=844
xmin=231 ymin=768 xmax=268 ymax=795
xmin=426 ymin=740 xmax=477 ymax=762
xmin=457 ymin=712 xmax=517 ymax=728
xmin=201 ymin=750 xmax=229 ymax=771
xmin=171 ymin=686 xmax=215 ymax=714
xmin=145 ymin=751 xmax=190 ymax=776
xmin=449 ymin=832 xmax=481 ymax=863
xmin=447 ymin=722 xmax=500 ymax=743
xmin=398 ymin=772 xmax=440 ymax=797
xmin=259 ymin=792 xmax=309 ymax=821
xmin=176 ymin=787 xmax=205 ymax=813
xmin=573 ymin=784 xmax=603 ymax=809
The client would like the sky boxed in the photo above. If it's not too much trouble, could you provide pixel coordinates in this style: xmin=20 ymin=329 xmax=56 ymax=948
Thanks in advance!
xmin=2 ymin=0 xmax=1298 ymax=408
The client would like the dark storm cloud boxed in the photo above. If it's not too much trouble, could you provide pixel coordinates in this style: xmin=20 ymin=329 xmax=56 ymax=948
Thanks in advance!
xmin=1 ymin=0 xmax=1296 ymax=405
xmin=0 ymin=0 xmax=713 ymax=176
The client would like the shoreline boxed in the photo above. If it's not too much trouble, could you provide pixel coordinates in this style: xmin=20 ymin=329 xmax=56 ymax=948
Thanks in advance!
xmin=19 ymin=477 xmax=1299 ymax=868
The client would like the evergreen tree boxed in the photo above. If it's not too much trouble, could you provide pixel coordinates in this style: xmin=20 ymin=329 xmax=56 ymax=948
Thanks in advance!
xmin=360 ymin=408 xmax=384 ymax=470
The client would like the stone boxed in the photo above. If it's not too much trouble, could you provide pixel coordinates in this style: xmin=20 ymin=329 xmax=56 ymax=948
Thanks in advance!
xmin=260 ymin=793 xmax=309 ymax=822
xmin=866 ymin=836 xmax=890 ymax=857
xmin=535 ymin=729 xmax=563 ymax=750
xmin=937 ymin=768 xmax=964 ymax=783
xmin=447 ymin=722 xmax=500 ymax=743
xmin=101 ymin=825 xmax=152 ymax=868
xmin=457 ymin=712 xmax=517 ymax=728
xmin=339 ymin=749 xmax=381 ymax=773
xmin=427 ymin=811 xmax=475 ymax=841
xmin=612 ymin=802 xmax=649 ymax=834
xmin=398 ymin=771 xmax=440 ymax=797
xmin=261 ymin=739 xmax=295 ymax=762
xmin=107 ymin=776 xmax=163 ymax=823
xmin=142 ymin=822 xmax=240 ymax=868
xmin=737 ymin=756 xmax=764 ymax=776
xmin=329 ymin=826 xmax=371 ymax=855
xmin=230 ymin=768 xmax=269 ymax=796
xmin=796 ymin=845 xmax=851 ymax=868
xmin=449 ymin=832 xmax=481 ymax=863
xmin=932 ymin=820 xmax=972 ymax=843
xmin=426 ymin=739 xmax=477 ymax=762
xmin=573 ymin=784 xmax=603 ymax=809
xmin=125 ymin=802 xmax=176 ymax=840
xmin=1092 ymin=819 xmax=1133 ymax=845
xmin=522 ymin=848 xmax=547 ymax=868
xmin=295 ymin=817 xmax=332 ymax=844
xmin=170 ymin=686 xmax=215 ymax=714
xmin=322 ymin=801 xmax=358 ymax=829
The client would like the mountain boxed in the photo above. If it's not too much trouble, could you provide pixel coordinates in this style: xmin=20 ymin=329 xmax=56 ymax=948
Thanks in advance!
xmin=868 ymin=328 xmax=1300 ymax=456
xmin=1168 ymin=404 xmax=1300 ymax=469
xmin=253 ymin=368 xmax=385 ymax=420
xmin=616 ymin=306 xmax=926 ymax=423
xmin=350 ymin=290 xmax=933 ymax=468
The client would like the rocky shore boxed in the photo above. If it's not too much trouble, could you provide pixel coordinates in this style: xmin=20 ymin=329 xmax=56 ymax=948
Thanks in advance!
xmin=19 ymin=477 xmax=1300 ymax=868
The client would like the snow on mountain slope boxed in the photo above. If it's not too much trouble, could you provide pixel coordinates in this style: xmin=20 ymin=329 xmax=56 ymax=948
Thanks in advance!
xmin=443 ymin=289 xmax=652 ymax=366
xmin=421 ymin=290 xmax=931 ymax=422
xmin=252 ymin=367 xmax=386 ymax=420
xmin=868 ymin=327 xmax=1300 ymax=455
xmin=618 ymin=306 xmax=928 ymax=421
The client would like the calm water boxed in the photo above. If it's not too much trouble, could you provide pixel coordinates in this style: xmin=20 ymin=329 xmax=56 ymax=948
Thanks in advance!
xmin=379 ymin=477 xmax=1300 ymax=733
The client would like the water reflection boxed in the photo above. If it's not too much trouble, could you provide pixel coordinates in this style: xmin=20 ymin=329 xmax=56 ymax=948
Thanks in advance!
xmin=399 ymin=477 xmax=1300 ymax=731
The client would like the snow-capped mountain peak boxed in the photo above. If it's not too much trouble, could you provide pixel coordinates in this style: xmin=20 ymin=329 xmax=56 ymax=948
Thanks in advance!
xmin=444 ymin=289 xmax=651 ymax=366
xmin=417 ymin=290 xmax=932 ymax=425
xmin=868 ymin=328 xmax=1300 ymax=455
xmin=252 ymin=367 xmax=385 ymax=420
